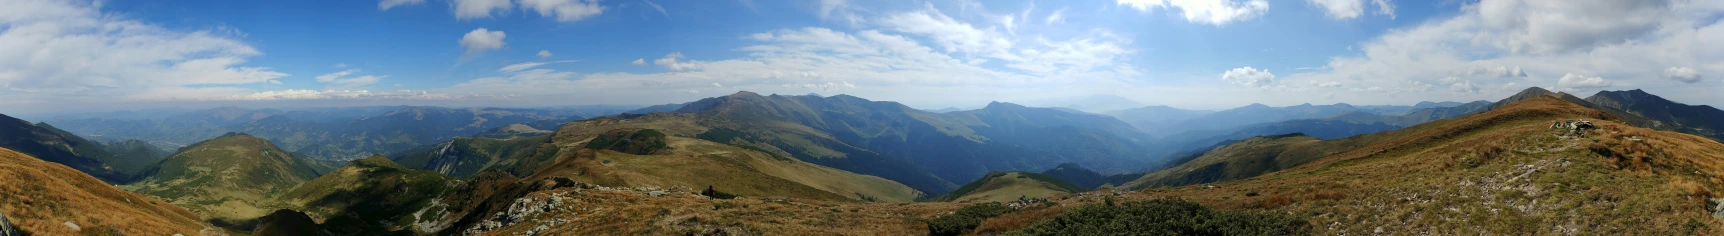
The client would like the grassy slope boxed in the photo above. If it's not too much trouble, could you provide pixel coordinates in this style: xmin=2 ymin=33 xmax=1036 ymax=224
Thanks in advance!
xmin=937 ymin=172 xmax=1085 ymax=203
xmin=1114 ymin=96 xmax=1724 ymax=234
xmin=0 ymin=147 xmax=210 ymax=235
xmin=532 ymin=136 xmax=923 ymax=202
xmin=276 ymin=155 xmax=455 ymax=234
xmin=123 ymin=133 xmax=323 ymax=225
xmin=1122 ymin=134 xmax=1323 ymax=189
xmin=390 ymin=135 xmax=560 ymax=178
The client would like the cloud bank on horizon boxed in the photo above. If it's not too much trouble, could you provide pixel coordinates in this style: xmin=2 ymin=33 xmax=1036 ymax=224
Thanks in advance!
xmin=0 ymin=0 xmax=1721 ymax=114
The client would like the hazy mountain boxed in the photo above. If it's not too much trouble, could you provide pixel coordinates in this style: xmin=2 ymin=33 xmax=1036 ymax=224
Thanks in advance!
xmin=474 ymin=123 xmax=556 ymax=139
xmin=390 ymin=135 xmax=560 ymax=178
xmin=0 ymin=147 xmax=211 ymax=235
xmin=0 ymin=114 xmax=126 ymax=182
xmin=1019 ymin=94 xmax=1147 ymax=113
xmin=125 ymin=133 xmax=324 ymax=226
xmin=1106 ymin=105 xmax=1213 ymax=134
xmin=624 ymin=102 xmax=689 ymax=114
xmin=1586 ymin=89 xmax=1724 ymax=141
xmin=1123 ymin=133 xmax=1324 ymax=189
xmin=98 ymin=139 xmax=171 ymax=176
xmin=924 ymin=107 xmax=968 ymax=113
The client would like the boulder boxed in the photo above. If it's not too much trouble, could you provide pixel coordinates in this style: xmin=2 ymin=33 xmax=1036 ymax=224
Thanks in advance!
xmin=0 ymin=212 xmax=18 ymax=236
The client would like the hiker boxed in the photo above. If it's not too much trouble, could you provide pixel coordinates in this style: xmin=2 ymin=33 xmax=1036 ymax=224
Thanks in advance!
xmin=705 ymin=185 xmax=715 ymax=199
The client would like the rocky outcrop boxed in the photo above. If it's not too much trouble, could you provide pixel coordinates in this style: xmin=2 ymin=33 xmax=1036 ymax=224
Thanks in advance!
xmin=0 ymin=212 xmax=18 ymax=236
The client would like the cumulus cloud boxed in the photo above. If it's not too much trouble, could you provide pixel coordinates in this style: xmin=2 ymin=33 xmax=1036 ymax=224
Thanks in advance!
xmin=538 ymin=50 xmax=553 ymax=59
xmin=1311 ymin=80 xmax=1343 ymax=88
xmin=1306 ymin=0 xmax=1395 ymax=20
xmin=1117 ymin=0 xmax=1270 ymax=26
xmin=379 ymin=0 xmax=425 ymax=10
xmin=0 ymin=0 xmax=286 ymax=106
xmin=1460 ymin=65 xmax=1528 ymax=78
xmin=459 ymin=28 xmax=507 ymax=56
xmin=1664 ymin=66 xmax=1702 ymax=83
xmin=1045 ymin=8 xmax=1067 ymax=24
xmin=1222 ymin=67 xmax=1275 ymax=87
xmin=452 ymin=0 xmax=513 ymax=19
xmin=520 ymin=0 xmax=605 ymax=22
xmin=632 ymin=58 xmax=646 ymax=65
xmin=1557 ymin=73 xmax=1612 ymax=90
xmin=653 ymin=52 xmax=702 ymax=70
xmin=1449 ymin=80 xmax=1480 ymax=93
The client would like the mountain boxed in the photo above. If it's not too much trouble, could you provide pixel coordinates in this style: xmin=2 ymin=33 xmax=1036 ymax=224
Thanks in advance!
xmin=1105 ymin=105 xmax=1213 ymax=134
xmin=671 ymin=92 xmax=1157 ymax=195
xmin=1122 ymin=133 xmax=1325 ymax=189
xmin=124 ymin=133 xmax=324 ymax=226
xmin=1020 ymin=94 xmax=1147 ymax=113
xmin=1121 ymin=93 xmax=1724 ymax=233
xmin=1586 ymin=89 xmax=1724 ymax=141
xmin=1157 ymin=103 xmax=1372 ymax=137
xmin=536 ymin=126 xmax=924 ymax=202
xmin=276 ymin=155 xmax=456 ymax=235
xmin=98 ymin=139 xmax=171 ymax=176
xmin=1037 ymin=163 xmax=1139 ymax=189
xmin=390 ymin=135 xmax=561 ymax=178
xmin=932 ymin=172 xmax=1086 ymax=203
xmin=625 ymin=102 xmax=689 ymax=114
xmin=475 ymin=123 xmax=555 ymax=139
xmin=0 ymin=114 xmax=126 ymax=182
xmin=0 ymin=147 xmax=210 ymax=235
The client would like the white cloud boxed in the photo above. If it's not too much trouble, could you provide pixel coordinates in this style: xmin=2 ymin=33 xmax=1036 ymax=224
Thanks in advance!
xmin=499 ymin=60 xmax=577 ymax=73
xmin=519 ymin=0 xmax=605 ymax=22
xmin=452 ymin=0 xmax=513 ymax=19
xmin=653 ymin=52 xmax=703 ymax=71
xmin=538 ymin=50 xmax=553 ymax=59
xmin=1460 ymin=65 xmax=1527 ymax=78
xmin=1371 ymin=0 xmax=1395 ymax=19
xmin=632 ymin=58 xmax=646 ymax=65
xmin=0 ymin=0 xmax=285 ymax=107
xmin=314 ymin=69 xmax=384 ymax=89
xmin=1311 ymin=80 xmax=1343 ymax=88
xmin=268 ymin=80 xmax=283 ymax=85
xmin=712 ymin=83 xmax=724 ymax=88
xmin=1664 ymin=66 xmax=1702 ymax=83
xmin=643 ymin=0 xmax=669 ymax=17
xmin=379 ymin=0 xmax=425 ymax=10
xmin=1307 ymin=0 xmax=1362 ymax=19
xmin=1557 ymin=73 xmax=1612 ymax=90
xmin=334 ymin=63 xmax=349 ymax=68
xmin=818 ymin=0 xmax=863 ymax=26
xmin=459 ymin=28 xmax=507 ymax=56
xmin=1117 ymin=0 xmax=1270 ymax=26
xmin=1045 ymin=8 xmax=1067 ymax=24
xmin=1222 ymin=67 xmax=1275 ymax=87
xmin=1449 ymin=80 xmax=1479 ymax=93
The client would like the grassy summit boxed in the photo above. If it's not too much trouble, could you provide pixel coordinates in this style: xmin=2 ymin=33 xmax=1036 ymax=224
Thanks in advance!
xmin=123 ymin=133 xmax=323 ymax=226
xmin=935 ymin=172 xmax=1086 ymax=203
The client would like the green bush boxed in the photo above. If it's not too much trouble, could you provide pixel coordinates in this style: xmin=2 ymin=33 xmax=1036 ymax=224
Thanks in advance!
xmin=1009 ymin=198 xmax=1310 ymax=236
xmin=926 ymin=203 xmax=1017 ymax=236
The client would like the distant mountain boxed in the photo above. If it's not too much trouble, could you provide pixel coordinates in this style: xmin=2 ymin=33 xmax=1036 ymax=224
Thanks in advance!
xmin=474 ymin=123 xmax=555 ymax=139
xmin=670 ymin=92 xmax=1158 ymax=195
xmin=98 ymin=139 xmax=171 ymax=175
xmin=1038 ymin=163 xmax=1140 ymax=189
xmin=1106 ymin=105 xmax=1212 ymax=135
xmin=1586 ymin=89 xmax=1724 ymax=142
xmin=0 ymin=147 xmax=211 ymax=235
xmin=1159 ymin=103 xmax=1370 ymax=137
xmin=391 ymin=135 xmax=560 ymax=178
xmin=924 ymin=107 xmax=967 ymax=113
xmin=0 ymin=113 xmax=127 ymax=182
xmin=624 ymin=102 xmax=689 ymax=114
xmin=276 ymin=155 xmax=456 ymax=235
xmin=44 ymin=106 xmax=585 ymax=161
xmin=932 ymin=171 xmax=1085 ymax=202
xmin=1020 ymin=94 xmax=1146 ymax=113
xmin=125 ymin=133 xmax=324 ymax=226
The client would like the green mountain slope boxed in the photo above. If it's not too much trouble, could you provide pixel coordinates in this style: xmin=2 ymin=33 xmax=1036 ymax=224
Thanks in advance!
xmin=0 ymin=113 xmax=126 ymax=182
xmin=390 ymin=135 xmax=561 ymax=178
xmin=933 ymin=172 xmax=1085 ymax=203
xmin=1038 ymin=163 xmax=1140 ymax=189
xmin=124 ymin=133 xmax=324 ymax=226
xmin=0 ymin=147 xmax=211 ymax=235
xmin=99 ymin=139 xmax=171 ymax=176
xmin=1586 ymin=89 xmax=1724 ymax=142
xmin=1122 ymin=133 xmax=1324 ymax=189
xmin=276 ymin=155 xmax=456 ymax=235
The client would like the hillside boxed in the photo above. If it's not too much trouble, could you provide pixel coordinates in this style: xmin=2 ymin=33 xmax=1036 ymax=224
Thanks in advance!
xmin=1586 ymin=89 xmax=1724 ymax=142
xmin=533 ymin=126 xmax=923 ymax=202
xmin=1111 ymin=95 xmax=1724 ymax=234
xmin=276 ymin=155 xmax=456 ymax=235
xmin=1038 ymin=163 xmax=1139 ymax=189
xmin=0 ymin=114 xmax=127 ymax=182
xmin=124 ymin=133 xmax=324 ymax=226
xmin=0 ymin=147 xmax=211 ymax=235
xmin=390 ymin=135 xmax=561 ymax=178
xmin=935 ymin=172 xmax=1086 ymax=203
xmin=100 ymin=139 xmax=171 ymax=176
xmin=1122 ymin=133 xmax=1323 ymax=189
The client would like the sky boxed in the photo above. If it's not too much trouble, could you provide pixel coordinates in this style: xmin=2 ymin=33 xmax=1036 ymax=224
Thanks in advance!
xmin=1 ymin=0 xmax=1722 ymax=115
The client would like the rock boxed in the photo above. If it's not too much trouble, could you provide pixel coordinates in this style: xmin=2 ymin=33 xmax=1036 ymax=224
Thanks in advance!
xmin=0 ymin=212 xmax=18 ymax=236
xmin=1709 ymin=198 xmax=1724 ymax=220
xmin=650 ymin=190 xmax=667 ymax=197
xmin=64 ymin=221 xmax=81 ymax=231
xmin=527 ymin=225 xmax=551 ymax=236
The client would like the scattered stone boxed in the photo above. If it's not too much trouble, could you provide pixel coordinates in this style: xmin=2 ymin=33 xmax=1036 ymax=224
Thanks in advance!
xmin=1709 ymin=198 xmax=1724 ymax=220
xmin=467 ymin=191 xmax=578 ymax=234
xmin=64 ymin=221 xmax=81 ymax=231
xmin=527 ymin=225 xmax=551 ymax=236
xmin=650 ymin=190 xmax=667 ymax=197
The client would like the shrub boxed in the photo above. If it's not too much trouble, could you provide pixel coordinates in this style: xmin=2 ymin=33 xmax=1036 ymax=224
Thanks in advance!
xmin=926 ymin=203 xmax=1016 ymax=236
xmin=1009 ymin=198 xmax=1310 ymax=236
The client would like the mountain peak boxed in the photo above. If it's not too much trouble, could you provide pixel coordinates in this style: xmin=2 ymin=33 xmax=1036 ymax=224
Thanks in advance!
xmin=984 ymin=101 xmax=1026 ymax=110
xmin=728 ymin=91 xmax=763 ymax=98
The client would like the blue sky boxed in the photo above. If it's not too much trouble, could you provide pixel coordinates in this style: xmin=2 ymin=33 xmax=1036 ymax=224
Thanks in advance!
xmin=2 ymin=0 xmax=1722 ymax=114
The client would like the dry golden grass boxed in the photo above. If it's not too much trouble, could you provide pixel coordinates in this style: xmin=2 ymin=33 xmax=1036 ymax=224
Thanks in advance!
xmin=530 ymin=134 xmax=922 ymax=203
xmin=472 ymin=188 xmax=968 ymax=235
xmin=951 ymin=172 xmax=1072 ymax=203
xmin=1095 ymin=96 xmax=1724 ymax=235
xmin=0 ymin=147 xmax=212 ymax=235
